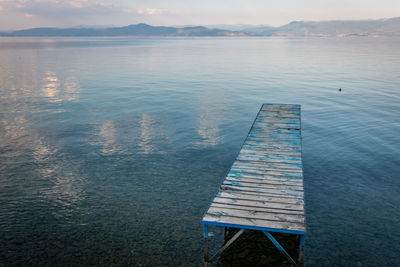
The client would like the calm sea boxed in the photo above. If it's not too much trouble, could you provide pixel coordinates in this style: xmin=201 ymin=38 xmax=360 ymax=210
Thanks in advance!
xmin=0 ymin=37 xmax=399 ymax=266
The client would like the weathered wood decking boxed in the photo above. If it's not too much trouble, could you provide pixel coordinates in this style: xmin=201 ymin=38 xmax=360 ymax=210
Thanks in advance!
xmin=202 ymin=104 xmax=305 ymax=257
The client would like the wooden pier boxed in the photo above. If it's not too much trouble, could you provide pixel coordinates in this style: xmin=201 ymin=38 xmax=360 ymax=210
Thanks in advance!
xmin=201 ymin=103 xmax=305 ymax=266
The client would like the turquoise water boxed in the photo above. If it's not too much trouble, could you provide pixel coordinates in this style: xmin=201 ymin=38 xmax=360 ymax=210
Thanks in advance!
xmin=0 ymin=37 xmax=399 ymax=266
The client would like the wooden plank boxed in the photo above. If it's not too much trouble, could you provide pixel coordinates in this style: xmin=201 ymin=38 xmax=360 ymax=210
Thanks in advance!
xmin=262 ymin=103 xmax=299 ymax=107
xmin=235 ymin=160 xmax=302 ymax=168
xmin=262 ymin=104 xmax=300 ymax=109
xmin=222 ymin=180 xmax=304 ymax=192
xmin=261 ymin=106 xmax=299 ymax=110
xmin=229 ymin=171 xmax=303 ymax=179
xmin=232 ymin=159 xmax=302 ymax=169
xmin=227 ymin=174 xmax=303 ymax=183
xmin=254 ymin=118 xmax=300 ymax=123
xmin=243 ymin=142 xmax=301 ymax=150
xmin=232 ymin=160 xmax=303 ymax=169
xmin=241 ymin=144 xmax=301 ymax=153
xmin=249 ymin=130 xmax=300 ymax=136
xmin=236 ymin=157 xmax=302 ymax=165
xmin=210 ymin=203 xmax=303 ymax=216
xmin=247 ymin=135 xmax=300 ymax=141
xmin=212 ymin=197 xmax=304 ymax=211
xmin=228 ymin=171 xmax=303 ymax=180
xmin=235 ymin=157 xmax=302 ymax=163
xmin=257 ymin=113 xmax=299 ymax=118
xmin=203 ymin=214 xmax=305 ymax=232
xmin=207 ymin=206 xmax=305 ymax=224
xmin=257 ymin=113 xmax=300 ymax=117
xmin=238 ymin=150 xmax=301 ymax=157
xmin=244 ymin=139 xmax=301 ymax=146
xmin=237 ymin=155 xmax=302 ymax=165
xmin=252 ymin=121 xmax=300 ymax=127
xmin=255 ymin=120 xmax=300 ymax=125
xmin=230 ymin=165 xmax=303 ymax=174
xmin=244 ymin=141 xmax=301 ymax=147
xmin=226 ymin=177 xmax=303 ymax=188
xmin=248 ymin=133 xmax=300 ymax=138
xmin=246 ymin=136 xmax=300 ymax=141
xmin=245 ymin=138 xmax=300 ymax=143
xmin=218 ymin=190 xmax=303 ymax=204
xmin=229 ymin=175 xmax=302 ymax=185
xmin=261 ymin=107 xmax=300 ymax=112
xmin=252 ymin=124 xmax=301 ymax=130
xmin=225 ymin=176 xmax=303 ymax=187
xmin=243 ymin=139 xmax=301 ymax=144
xmin=232 ymin=160 xmax=302 ymax=168
xmin=230 ymin=166 xmax=303 ymax=174
xmin=254 ymin=118 xmax=299 ymax=123
xmin=238 ymin=153 xmax=302 ymax=159
xmin=221 ymin=185 xmax=304 ymax=198
xmin=238 ymin=150 xmax=301 ymax=158
xmin=237 ymin=153 xmax=302 ymax=159
xmin=216 ymin=191 xmax=304 ymax=205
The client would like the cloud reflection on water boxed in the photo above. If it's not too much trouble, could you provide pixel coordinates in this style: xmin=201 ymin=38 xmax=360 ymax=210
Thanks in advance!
xmin=195 ymin=101 xmax=228 ymax=147
xmin=138 ymin=114 xmax=155 ymax=154
xmin=41 ymin=72 xmax=80 ymax=103
xmin=0 ymin=64 xmax=86 ymax=216
xmin=97 ymin=120 xmax=122 ymax=156
xmin=42 ymin=73 xmax=60 ymax=100
xmin=91 ymin=114 xmax=172 ymax=156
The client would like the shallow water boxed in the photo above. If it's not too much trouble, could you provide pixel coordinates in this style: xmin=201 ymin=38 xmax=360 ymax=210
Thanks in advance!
xmin=0 ymin=36 xmax=399 ymax=266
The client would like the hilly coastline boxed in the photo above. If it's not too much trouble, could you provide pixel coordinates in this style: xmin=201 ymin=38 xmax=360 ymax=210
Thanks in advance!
xmin=0 ymin=24 xmax=244 ymax=37
xmin=1 ymin=17 xmax=399 ymax=37
xmin=243 ymin=17 xmax=400 ymax=37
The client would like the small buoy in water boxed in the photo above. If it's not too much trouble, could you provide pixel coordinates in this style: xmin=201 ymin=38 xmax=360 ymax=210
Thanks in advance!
xmin=339 ymin=88 xmax=342 ymax=92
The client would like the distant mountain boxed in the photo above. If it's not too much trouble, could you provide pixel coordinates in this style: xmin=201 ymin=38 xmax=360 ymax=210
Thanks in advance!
xmin=1 ymin=18 xmax=399 ymax=37
xmin=243 ymin=17 xmax=400 ymax=36
xmin=2 ymin=23 xmax=245 ymax=37
xmin=203 ymin=24 xmax=272 ymax=31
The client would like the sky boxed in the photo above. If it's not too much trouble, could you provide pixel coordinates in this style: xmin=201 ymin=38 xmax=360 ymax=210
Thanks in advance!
xmin=0 ymin=0 xmax=399 ymax=30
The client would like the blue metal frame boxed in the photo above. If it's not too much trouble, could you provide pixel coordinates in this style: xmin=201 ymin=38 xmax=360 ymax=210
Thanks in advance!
xmin=201 ymin=220 xmax=305 ymax=236
xmin=300 ymin=234 xmax=305 ymax=247
xmin=203 ymin=222 xmax=306 ymax=266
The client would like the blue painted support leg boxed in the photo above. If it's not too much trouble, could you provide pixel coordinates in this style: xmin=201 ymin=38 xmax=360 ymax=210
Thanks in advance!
xmin=299 ymin=234 xmax=305 ymax=266
xmin=263 ymin=231 xmax=297 ymax=266
xmin=204 ymin=225 xmax=209 ymax=267
xmin=208 ymin=229 xmax=245 ymax=263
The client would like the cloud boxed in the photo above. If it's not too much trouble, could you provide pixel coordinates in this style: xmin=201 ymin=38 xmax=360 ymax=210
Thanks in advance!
xmin=143 ymin=8 xmax=164 ymax=15
xmin=14 ymin=0 xmax=121 ymax=17
xmin=126 ymin=7 xmax=168 ymax=16
xmin=0 ymin=0 xmax=181 ymax=29
xmin=1 ymin=0 xmax=173 ymax=20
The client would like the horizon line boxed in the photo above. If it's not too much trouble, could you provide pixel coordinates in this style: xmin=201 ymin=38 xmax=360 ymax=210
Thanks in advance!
xmin=1 ymin=16 xmax=399 ymax=32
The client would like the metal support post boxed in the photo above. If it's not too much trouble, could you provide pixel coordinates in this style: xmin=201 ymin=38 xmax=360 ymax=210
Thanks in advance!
xmin=208 ymin=228 xmax=245 ymax=263
xmin=204 ymin=224 xmax=209 ymax=267
xmin=298 ymin=234 xmax=305 ymax=266
xmin=204 ymin=227 xmax=245 ymax=265
xmin=263 ymin=231 xmax=298 ymax=267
